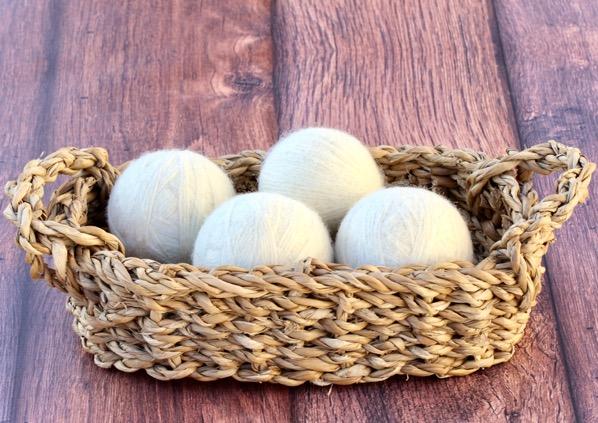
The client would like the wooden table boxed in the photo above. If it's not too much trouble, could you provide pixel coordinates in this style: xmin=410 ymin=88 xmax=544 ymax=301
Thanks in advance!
xmin=1 ymin=1 xmax=596 ymax=421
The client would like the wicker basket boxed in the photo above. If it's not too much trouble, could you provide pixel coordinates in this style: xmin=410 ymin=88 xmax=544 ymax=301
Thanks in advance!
xmin=4 ymin=141 xmax=594 ymax=386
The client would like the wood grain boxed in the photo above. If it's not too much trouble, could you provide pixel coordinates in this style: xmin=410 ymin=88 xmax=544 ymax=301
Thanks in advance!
xmin=273 ymin=0 xmax=574 ymax=421
xmin=495 ymin=0 xmax=598 ymax=420
xmin=0 ymin=1 xmax=60 ymax=421
xmin=1 ymin=0 xmax=594 ymax=421
xmin=2 ymin=1 xmax=288 ymax=422
xmin=273 ymin=0 xmax=519 ymax=156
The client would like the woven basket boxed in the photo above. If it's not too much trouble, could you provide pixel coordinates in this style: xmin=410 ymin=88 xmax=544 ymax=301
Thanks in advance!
xmin=4 ymin=141 xmax=594 ymax=386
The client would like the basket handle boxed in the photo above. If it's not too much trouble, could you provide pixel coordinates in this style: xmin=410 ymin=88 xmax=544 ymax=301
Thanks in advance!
xmin=468 ymin=140 xmax=595 ymax=229
xmin=3 ymin=147 xmax=123 ymax=297
xmin=467 ymin=141 xmax=594 ymax=308
xmin=469 ymin=141 xmax=594 ymax=286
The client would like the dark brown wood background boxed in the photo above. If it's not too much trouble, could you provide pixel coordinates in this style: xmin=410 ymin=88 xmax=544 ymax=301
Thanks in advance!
xmin=1 ymin=1 xmax=596 ymax=422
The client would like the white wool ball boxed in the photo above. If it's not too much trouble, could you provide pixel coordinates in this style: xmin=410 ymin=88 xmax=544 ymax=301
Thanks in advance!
xmin=192 ymin=192 xmax=333 ymax=268
xmin=336 ymin=187 xmax=474 ymax=268
xmin=258 ymin=127 xmax=384 ymax=230
xmin=108 ymin=150 xmax=235 ymax=263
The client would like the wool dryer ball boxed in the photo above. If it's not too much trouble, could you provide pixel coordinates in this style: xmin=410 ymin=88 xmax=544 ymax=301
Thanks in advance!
xmin=335 ymin=187 xmax=474 ymax=268
xmin=258 ymin=127 xmax=384 ymax=230
xmin=107 ymin=150 xmax=235 ymax=263
xmin=192 ymin=192 xmax=333 ymax=268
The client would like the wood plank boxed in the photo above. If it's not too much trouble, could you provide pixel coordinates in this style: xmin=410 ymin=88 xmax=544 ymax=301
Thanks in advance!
xmin=273 ymin=0 xmax=520 ymax=156
xmin=0 ymin=1 xmax=59 ymax=421
xmin=494 ymin=1 xmax=598 ymax=421
xmin=2 ymin=0 xmax=591 ymax=421
xmin=272 ymin=0 xmax=575 ymax=421
xmin=3 ymin=1 xmax=287 ymax=422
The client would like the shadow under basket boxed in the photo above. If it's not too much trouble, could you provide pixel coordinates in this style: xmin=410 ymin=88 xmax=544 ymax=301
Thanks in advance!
xmin=4 ymin=141 xmax=595 ymax=386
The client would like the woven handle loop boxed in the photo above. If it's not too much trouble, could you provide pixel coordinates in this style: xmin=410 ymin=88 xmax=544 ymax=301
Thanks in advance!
xmin=3 ymin=147 xmax=123 ymax=296
xmin=468 ymin=141 xmax=594 ymax=309
xmin=468 ymin=140 xmax=595 ymax=229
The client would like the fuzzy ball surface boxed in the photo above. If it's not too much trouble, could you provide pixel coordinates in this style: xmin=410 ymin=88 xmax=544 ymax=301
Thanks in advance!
xmin=335 ymin=187 xmax=474 ymax=268
xmin=108 ymin=149 xmax=235 ymax=263
xmin=258 ymin=127 xmax=384 ymax=230
xmin=192 ymin=192 xmax=333 ymax=268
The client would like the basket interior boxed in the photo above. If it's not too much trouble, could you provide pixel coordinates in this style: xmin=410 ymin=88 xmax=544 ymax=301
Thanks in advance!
xmin=46 ymin=150 xmax=526 ymax=265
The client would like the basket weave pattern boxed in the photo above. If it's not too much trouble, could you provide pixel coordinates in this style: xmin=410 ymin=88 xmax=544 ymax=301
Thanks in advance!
xmin=4 ymin=141 xmax=594 ymax=386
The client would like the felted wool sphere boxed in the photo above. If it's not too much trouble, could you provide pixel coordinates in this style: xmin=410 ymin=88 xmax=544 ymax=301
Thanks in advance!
xmin=107 ymin=149 xmax=235 ymax=263
xmin=335 ymin=187 xmax=474 ymax=268
xmin=258 ymin=127 xmax=384 ymax=230
xmin=192 ymin=192 xmax=333 ymax=268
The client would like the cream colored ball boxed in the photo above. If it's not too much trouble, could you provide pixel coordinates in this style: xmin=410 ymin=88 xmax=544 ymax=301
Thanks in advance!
xmin=336 ymin=187 xmax=474 ymax=268
xmin=192 ymin=192 xmax=333 ymax=268
xmin=108 ymin=150 xmax=235 ymax=263
xmin=258 ymin=127 xmax=384 ymax=230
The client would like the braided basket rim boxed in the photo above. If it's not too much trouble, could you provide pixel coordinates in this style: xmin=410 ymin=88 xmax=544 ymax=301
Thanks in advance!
xmin=3 ymin=141 xmax=595 ymax=385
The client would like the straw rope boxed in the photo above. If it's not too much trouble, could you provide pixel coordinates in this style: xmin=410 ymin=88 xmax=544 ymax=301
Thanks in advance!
xmin=3 ymin=141 xmax=594 ymax=385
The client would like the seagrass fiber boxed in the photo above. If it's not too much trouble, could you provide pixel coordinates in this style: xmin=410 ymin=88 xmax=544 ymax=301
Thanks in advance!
xmin=3 ymin=141 xmax=595 ymax=386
